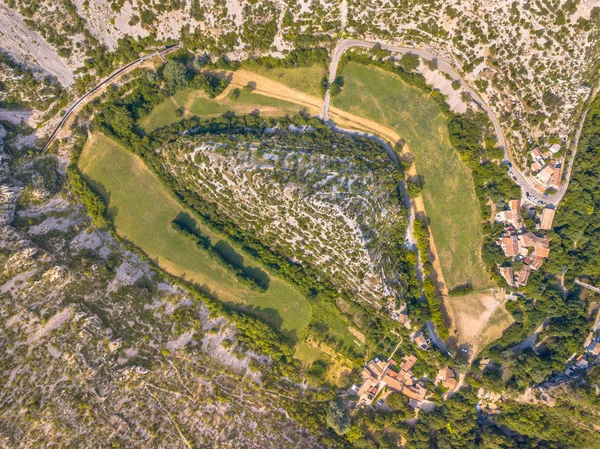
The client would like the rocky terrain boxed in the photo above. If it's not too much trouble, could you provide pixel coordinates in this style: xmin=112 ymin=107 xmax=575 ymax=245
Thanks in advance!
xmin=2 ymin=0 xmax=599 ymax=159
xmin=0 ymin=125 xmax=323 ymax=448
xmin=162 ymin=127 xmax=407 ymax=305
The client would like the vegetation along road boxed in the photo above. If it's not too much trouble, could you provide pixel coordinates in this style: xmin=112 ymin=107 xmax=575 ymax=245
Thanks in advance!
xmin=41 ymin=44 xmax=181 ymax=152
xmin=323 ymin=39 xmax=586 ymax=208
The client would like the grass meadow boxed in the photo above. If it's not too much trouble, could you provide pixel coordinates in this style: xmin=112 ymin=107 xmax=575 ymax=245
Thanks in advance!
xmin=139 ymin=88 xmax=304 ymax=133
xmin=78 ymin=132 xmax=363 ymax=363
xmin=241 ymin=64 xmax=327 ymax=98
xmin=333 ymin=63 xmax=491 ymax=291
xmin=78 ymin=132 xmax=312 ymax=336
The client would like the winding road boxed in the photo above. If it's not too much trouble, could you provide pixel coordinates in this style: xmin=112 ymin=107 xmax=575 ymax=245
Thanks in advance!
xmin=41 ymin=44 xmax=181 ymax=153
xmin=322 ymin=39 xmax=589 ymax=208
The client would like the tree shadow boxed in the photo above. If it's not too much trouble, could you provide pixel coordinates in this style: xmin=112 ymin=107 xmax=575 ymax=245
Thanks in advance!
xmin=213 ymin=240 xmax=270 ymax=290
xmin=223 ymin=302 xmax=298 ymax=343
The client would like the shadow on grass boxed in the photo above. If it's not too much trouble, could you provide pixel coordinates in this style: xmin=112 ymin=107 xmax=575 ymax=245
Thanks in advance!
xmin=196 ymin=283 xmax=297 ymax=343
xmin=213 ymin=240 xmax=270 ymax=290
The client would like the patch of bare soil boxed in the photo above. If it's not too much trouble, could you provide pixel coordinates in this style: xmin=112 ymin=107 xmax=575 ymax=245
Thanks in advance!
xmin=449 ymin=290 xmax=514 ymax=357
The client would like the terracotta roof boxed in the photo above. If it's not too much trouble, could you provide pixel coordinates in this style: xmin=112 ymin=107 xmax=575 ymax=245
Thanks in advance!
xmin=521 ymin=232 xmax=537 ymax=247
xmin=367 ymin=359 xmax=386 ymax=378
xmin=383 ymin=374 xmax=404 ymax=392
xmin=537 ymin=165 xmax=555 ymax=184
xmin=401 ymin=355 xmax=417 ymax=371
xmin=499 ymin=266 xmax=514 ymax=286
xmin=515 ymin=266 xmax=531 ymax=287
xmin=539 ymin=208 xmax=556 ymax=230
xmin=357 ymin=381 xmax=375 ymax=397
xmin=443 ymin=377 xmax=458 ymax=390
xmin=535 ymin=235 xmax=550 ymax=248
xmin=531 ymin=148 xmax=543 ymax=158
xmin=534 ymin=246 xmax=550 ymax=258
xmin=528 ymin=257 xmax=545 ymax=270
xmin=500 ymin=236 xmax=519 ymax=257
xmin=535 ymin=184 xmax=547 ymax=194
xmin=531 ymin=161 xmax=542 ymax=172
xmin=550 ymin=168 xmax=562 ymax=186
xmin=509 ymin=199 xmax=521 ymax=215
xmin=588 ymin=341 xmax=600 ymax=356
xmin=402 ymin=385 xmax=426 ymax=401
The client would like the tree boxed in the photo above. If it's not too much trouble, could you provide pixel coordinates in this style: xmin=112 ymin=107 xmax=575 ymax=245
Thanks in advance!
xmin=163 ymin=60 xmax=189 ymax=94
xmin=329 ymin=76 xmax=345 ymax=96
xmin=307 ymin=359 xmax=329 ymax=383
xmin=400 ymin=53 xmax=420 ymax=72
xmin=386 ymin=392 xmax=414 ymax=420
xmin=326 ymin=399 xmax=350 ymax=435
xmin=406 ymin=178 xmax=423 ymax=198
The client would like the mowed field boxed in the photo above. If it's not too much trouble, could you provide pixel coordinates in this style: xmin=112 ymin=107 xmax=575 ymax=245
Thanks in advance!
xmin=332 ymin=63 xmax=491 ymax=291
xmin=140 ymin=87 xmax=305 ymax=133
xmin=239 ymin=64 xmax=327 ymax=98
xmin=78 ymin=132 xmax=311 ymax=336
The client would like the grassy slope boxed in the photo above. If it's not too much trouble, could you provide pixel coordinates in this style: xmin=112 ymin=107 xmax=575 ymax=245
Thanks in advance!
xmin=78 ymin=132 xmax=311 ymax=336
xmin=242 ymin=64 xmax=326 ymax=98
xmin=139 ymin=88 xmax=304 ymax=133
xmin=333 ymin=63 xmax=490 ymax=290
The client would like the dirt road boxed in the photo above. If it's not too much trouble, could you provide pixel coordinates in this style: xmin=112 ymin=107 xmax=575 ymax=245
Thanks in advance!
xmin=227 ymin=68 xmax=454 ymax=329
xmin=323 ymin=39 xmax=587 ymax=208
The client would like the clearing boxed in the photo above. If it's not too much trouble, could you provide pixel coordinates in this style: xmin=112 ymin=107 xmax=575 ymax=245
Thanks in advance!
xmin=78 ymin=132 xmax=311 ymax=336
xmin=332 ymin=62 xmax=491 ymax=292
xmin=140 ymin=86 xmax=305 ymax=133
xmin=240 ymin=64 xmax=327 ymax=98
xmin=449 ymin=290 xmax=514 ymax=357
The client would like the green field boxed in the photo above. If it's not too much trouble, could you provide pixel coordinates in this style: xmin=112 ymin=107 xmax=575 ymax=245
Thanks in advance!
xmin=294 ymin=342 xmax=323 ymax=366
xmin=333 ymin=63 xmax=490 ymax=290
xmin=139 ymin=88 xmax=304 ymax=133
xmin=242 ymin=64 xmax=327 ymax=98
xmin=78 ymin=132 xmax=311 ymax=336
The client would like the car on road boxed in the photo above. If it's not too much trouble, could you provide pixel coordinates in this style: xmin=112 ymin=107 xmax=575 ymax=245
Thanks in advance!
xmin=512 ymin=175 xmax=518 ymax=181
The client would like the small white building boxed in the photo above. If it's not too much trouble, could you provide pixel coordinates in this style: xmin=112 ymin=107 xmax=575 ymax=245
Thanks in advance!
xmin=549 ymin=143 xmax=561 ymax=154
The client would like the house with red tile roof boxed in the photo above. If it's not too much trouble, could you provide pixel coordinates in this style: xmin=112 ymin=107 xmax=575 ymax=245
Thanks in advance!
xmin=515 ymin=266 xmax=531 ymax=287
xmin=438 ymin=367 xmax=458 ymax=391
xmin=587 ymin=341 xmax=600 ymax=357
xmin=499 ymin=266 xmax=514 ymax=286
xmin=539 ymin=208 xmax=556 ymax=230
xmin=529 ymin=257 xmax=545 ymax=271
xmin=499 ymin=236 xmax=520 ymax=257
xmin=537 ymin=165 xmax=555 ymax=184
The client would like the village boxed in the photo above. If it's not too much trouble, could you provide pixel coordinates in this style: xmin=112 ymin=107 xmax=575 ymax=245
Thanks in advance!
xmin=351 ymin=335 xmax=458 ymax=413
xmin=495 ymin=198 xmax=554 ymax=288
xmin=529 ymin=144 xmax=564 ymax=195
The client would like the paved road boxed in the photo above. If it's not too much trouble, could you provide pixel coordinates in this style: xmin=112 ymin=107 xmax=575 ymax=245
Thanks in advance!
xmin=322 ymin=39 xmax=593 ymax=208
xmin=41 ymin=44 xmax=181 ymax=152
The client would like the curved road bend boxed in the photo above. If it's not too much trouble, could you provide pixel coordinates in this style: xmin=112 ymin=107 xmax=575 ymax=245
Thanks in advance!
xmin=322 ymin=39 xmax=588 ymax=208
xmin=41 ymin=44 xmax=181 ymax=153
